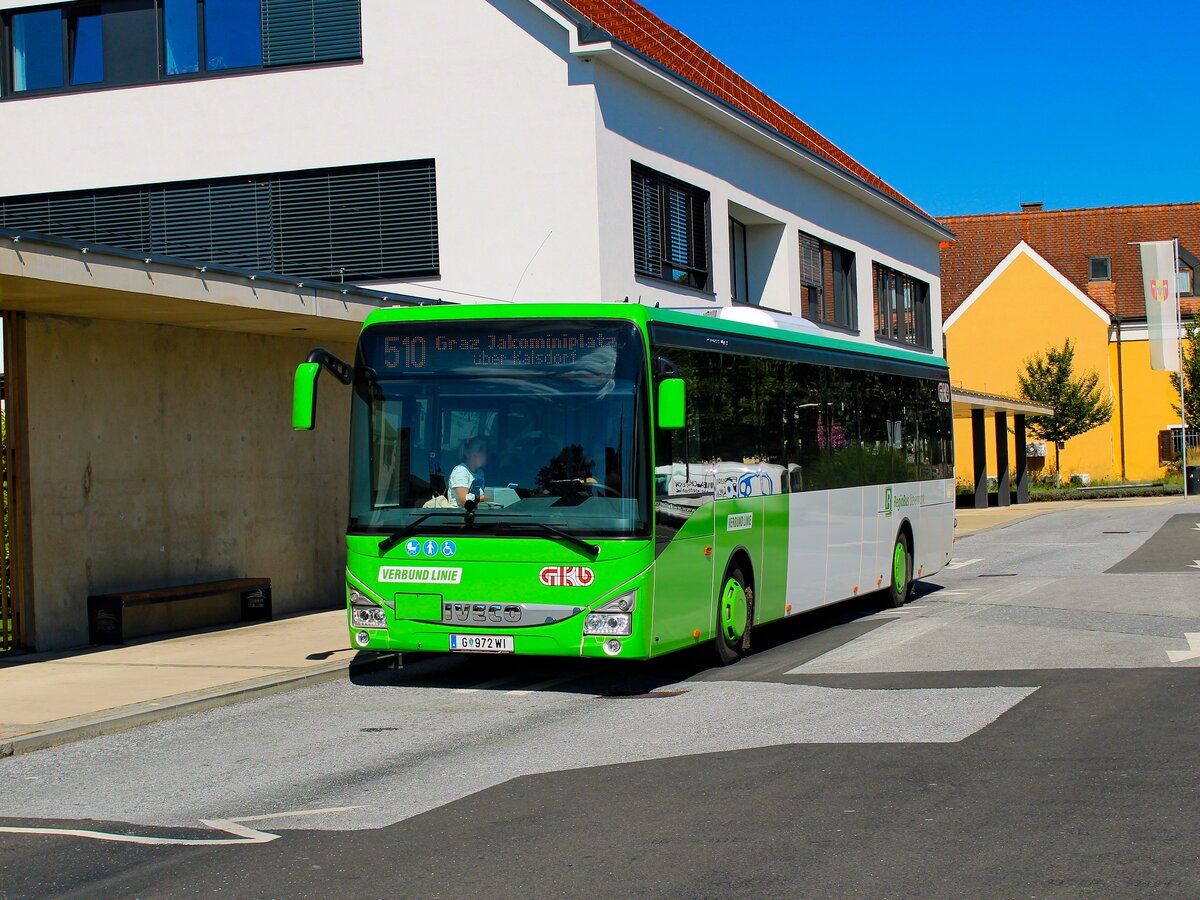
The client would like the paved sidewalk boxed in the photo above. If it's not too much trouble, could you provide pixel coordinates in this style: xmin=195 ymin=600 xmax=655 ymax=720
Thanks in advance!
xmin=0 ymin=610 xmax=395 ymax=757
xmin=953 ymin=495 xmax=1180 ymax=538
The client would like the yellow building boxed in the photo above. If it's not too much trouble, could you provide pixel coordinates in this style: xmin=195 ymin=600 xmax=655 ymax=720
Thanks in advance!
xmin=940 ymin=203 xmax=1199 ymax=485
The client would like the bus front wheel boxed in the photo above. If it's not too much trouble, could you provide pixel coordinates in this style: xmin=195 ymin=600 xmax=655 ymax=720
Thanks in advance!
xmin=887 ymin=531 xmax=914 ymax=608
xmin=714 ymin=565 xmax=753 ymax=666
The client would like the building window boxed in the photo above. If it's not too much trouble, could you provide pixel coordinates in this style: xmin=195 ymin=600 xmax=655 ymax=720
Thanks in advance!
xmin=164 ymin=0 xmax=199 ymax=74
xmin=204 ymin=0 xmax=261 ymax=70
xmin=874 ymin=263 xmax=931 ymax=349
xmin=1179 ymin=247 xmax=1198 ymax=297
xmin=729 ymin=217 xmax=748 ymax=302
xmin=10 ymin=8 xmax=65 ymax=91
xmin=799 ymin=230 xmax=857 ymax=330
xmin=0 ymin=159 xmax=439 ymax=282
xmin=1089 ymin=256 xmax=1111 ymax=281
xmin=69 ymin=6 xmax=104 ymax=84
xmin=163 ymin=0 xmax=264 ymax=75
xmin=1158 ymin=426 xmax=1199 ymax=466
xmin=8 ymin=4 xmax=109 ymax=90
xmin=2 ymin=0 xmax=361 ymax=97
xmin=632 ymin=163 xmax=710 ymax=292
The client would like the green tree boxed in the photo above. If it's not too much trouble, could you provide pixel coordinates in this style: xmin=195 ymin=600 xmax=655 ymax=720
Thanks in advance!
xmin=1169 ymin=322 xmax=1200 ymax=430
xmin=1017 ymin=339 xmax=1114 ymax=473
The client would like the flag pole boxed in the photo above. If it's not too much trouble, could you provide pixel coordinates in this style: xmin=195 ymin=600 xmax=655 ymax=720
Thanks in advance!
xmin=1179 ymin=236 xmax=1189 ymax=498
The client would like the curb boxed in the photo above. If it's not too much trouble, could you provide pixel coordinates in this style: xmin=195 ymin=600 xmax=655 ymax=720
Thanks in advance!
xmin=0 ymin=651 xmax=400 ymax=759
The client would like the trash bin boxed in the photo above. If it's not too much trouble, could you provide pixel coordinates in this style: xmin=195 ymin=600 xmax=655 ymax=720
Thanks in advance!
xmin=1188 ymin=466 xmax=1200 ymax=496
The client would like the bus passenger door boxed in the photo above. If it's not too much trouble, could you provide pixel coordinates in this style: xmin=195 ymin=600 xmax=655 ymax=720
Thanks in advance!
xmin=651 ymin=424 xmax=715 ymax=656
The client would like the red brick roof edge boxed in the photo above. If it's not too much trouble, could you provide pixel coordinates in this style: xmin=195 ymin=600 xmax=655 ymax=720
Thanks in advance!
xmin=939 ymin=202 xmax=1200 ymax=321
xmin=561 ymin=0 xmax=939 ymax=229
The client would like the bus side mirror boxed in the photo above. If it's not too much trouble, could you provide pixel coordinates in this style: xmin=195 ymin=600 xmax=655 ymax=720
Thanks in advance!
xmin=293 ymin=362 xmax=321 ymax=431
xmin=293 ymin=348 xmax=354 ymax=431
xmin=657 ymin=378 xmax=686 ymax=430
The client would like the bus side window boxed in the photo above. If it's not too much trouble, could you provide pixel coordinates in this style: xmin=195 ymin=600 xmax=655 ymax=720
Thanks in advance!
xmin=652 ymin=349 xmax=707 ymax=497
xmin=654 ymin=386 xmax=700 ymax=492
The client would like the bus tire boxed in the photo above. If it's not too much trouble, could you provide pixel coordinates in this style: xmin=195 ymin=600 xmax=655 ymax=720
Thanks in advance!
xmin=887 ymin=530 xmax=913 ymax=608
xmin=714 ymin=564 xmax=753 ymax=666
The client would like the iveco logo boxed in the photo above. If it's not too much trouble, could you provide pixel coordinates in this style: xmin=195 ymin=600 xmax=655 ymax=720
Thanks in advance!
xmin=443 ymin=603 xmax=522 ymax=624
xmin=539 ymin=566 xmax=595 ymax=587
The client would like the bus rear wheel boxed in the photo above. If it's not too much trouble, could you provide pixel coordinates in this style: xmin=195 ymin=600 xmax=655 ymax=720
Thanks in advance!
xmin=887 ymin=531 xmax=914 ymax=608
xmin=714 ymin=565 xmax=753 ymax=666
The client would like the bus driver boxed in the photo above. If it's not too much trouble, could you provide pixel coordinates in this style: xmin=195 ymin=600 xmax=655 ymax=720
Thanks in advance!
xmin=447 ymin=436 xmax=490 ymax=506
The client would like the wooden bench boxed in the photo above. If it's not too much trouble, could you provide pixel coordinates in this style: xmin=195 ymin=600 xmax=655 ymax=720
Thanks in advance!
xmin=88 ymin=578 xmax=272 ymax=645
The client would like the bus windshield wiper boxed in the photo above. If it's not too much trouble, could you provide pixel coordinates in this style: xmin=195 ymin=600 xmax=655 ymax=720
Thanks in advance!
xmin=378 ymin=511 xmax=466 ymax=554
xmin=378 ymin=513 xmax=599 ymax=558
xmin=489 ymin=520 xmax=600 ymax=558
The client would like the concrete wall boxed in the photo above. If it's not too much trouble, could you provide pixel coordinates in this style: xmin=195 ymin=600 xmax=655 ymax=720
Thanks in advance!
xmin=23 ymin=315 xmax=353 ymax=650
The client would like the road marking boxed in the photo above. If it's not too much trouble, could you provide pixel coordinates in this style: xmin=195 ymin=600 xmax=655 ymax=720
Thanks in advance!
xmin=945 ymin=558 xmax=982 ymax=570
xmin=451 ymin=674 xmax=528 ymax=694
xmin=467 ymin=674 xmax=529 ymax=691
xmin=1193 ymin=523 xmax=1200 ymax=531
xmin=0 ymin=806 xmax=363 ymax=847
xmin=1188 ymin=560 xmax=1200 ymax=571
xmin=505 ymin=675 xmax=578 ymax=696
xmin=1167 ymin=634 xmax=1200 ymax=663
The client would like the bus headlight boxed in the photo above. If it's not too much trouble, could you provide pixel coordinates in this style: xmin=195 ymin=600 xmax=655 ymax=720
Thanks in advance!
xmin=584 ymin=612 xmax=631 ymax=636
xmin=596 ymin=590 xmax=637 ymax=613
xmin=351 ymin=606 xmax=388 ymax=629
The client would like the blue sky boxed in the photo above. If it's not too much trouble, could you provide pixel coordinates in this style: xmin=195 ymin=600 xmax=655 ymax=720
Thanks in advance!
xmin=641 ymin=1 xmax=1196 ymax=216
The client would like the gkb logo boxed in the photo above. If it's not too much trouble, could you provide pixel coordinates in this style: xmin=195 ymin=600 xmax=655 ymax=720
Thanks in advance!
xmin=405 ymin=539 xmax=421 ymax=557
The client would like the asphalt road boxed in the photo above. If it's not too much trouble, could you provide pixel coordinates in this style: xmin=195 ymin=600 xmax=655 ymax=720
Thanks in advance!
xmin=2 ymin=499 xmax=1200 ymax=899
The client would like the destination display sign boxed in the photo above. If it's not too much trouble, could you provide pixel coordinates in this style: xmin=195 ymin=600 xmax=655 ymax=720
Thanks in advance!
xmin=361 ymin=320 xmax=638 ymax=375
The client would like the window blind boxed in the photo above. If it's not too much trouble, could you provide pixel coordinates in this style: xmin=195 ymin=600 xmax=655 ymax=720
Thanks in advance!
xmin=262 ymin=0 xmax=361 ymax=67
xmin=0 ymin=159 xmax=439 ymax=282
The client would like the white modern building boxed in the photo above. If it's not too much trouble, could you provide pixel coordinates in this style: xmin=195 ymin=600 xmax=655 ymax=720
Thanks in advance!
xmin=0 ymin=0 xmax=951 ymax=650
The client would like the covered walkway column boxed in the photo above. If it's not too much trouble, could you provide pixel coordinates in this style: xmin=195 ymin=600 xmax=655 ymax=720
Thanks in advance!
xmin=972 ymin=408 xmax=987 ymax=509
xmin=994 ymin=411 xmax=1010 ymax=507
xmin=1014 ymin=415 xmax=1029 ymax=504
xmin=953 ymin=389 xmax=1053 ymax=508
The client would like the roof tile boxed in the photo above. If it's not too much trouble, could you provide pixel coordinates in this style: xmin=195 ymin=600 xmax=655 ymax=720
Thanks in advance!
xmin=939 ymin=203 xmax=1200 ymax=321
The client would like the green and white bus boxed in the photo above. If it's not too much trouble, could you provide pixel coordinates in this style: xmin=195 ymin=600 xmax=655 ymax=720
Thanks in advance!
xmin=293 ymin=303 xmax=955 ymax=664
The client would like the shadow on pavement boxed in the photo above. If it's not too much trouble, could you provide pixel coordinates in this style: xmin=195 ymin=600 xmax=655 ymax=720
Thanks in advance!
xmin=349 ymin=590 xmax=903 ymax=696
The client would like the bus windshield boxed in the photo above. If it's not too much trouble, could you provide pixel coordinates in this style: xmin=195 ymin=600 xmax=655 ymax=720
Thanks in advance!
xmin=349 ymin=319 xmax=650 ymax=539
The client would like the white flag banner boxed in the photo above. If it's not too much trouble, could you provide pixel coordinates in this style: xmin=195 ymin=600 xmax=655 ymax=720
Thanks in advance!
xmin=1139 ymin=240 xmax=1180 ymax=372
xmin=1142 ymin=241 xmax=1180 ymax=372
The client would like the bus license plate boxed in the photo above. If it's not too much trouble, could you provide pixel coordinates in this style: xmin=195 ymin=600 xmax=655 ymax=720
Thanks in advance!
xmin=449 ymin=634 xmax=514 ymax=653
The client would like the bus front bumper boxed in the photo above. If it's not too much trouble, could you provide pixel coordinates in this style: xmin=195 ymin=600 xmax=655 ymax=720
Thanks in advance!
xmin=349 ymin=612 xmax=652 ymax=660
